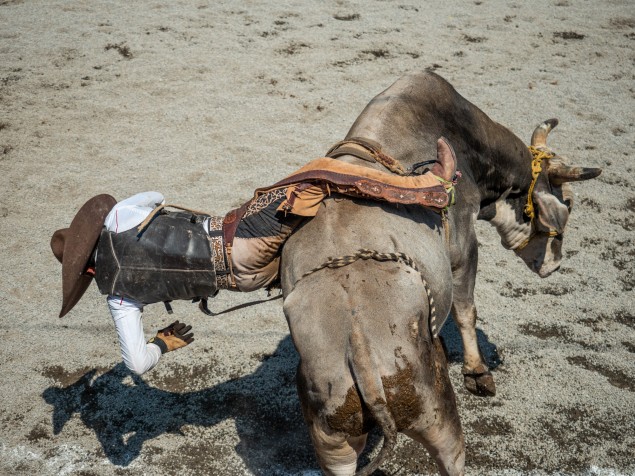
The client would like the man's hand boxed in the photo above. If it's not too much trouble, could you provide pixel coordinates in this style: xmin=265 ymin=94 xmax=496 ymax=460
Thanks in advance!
xmin=149 ymin=320 xmax=194 ymax=353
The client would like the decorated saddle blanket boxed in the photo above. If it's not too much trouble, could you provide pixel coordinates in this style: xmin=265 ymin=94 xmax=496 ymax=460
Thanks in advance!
xmin=223 ymin=153 xmax=456 ymax=292
xmin=258 ymin=157 xmax=452 ymax=215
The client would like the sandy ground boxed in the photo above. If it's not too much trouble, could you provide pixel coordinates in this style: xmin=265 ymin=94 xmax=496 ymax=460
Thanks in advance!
xmin=0 ymin=0 xmax=634 ymax=475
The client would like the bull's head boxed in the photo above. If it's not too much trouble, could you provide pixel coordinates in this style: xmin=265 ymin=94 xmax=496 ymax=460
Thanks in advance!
xmin=490 ymin=119 xmax=602 ymax=277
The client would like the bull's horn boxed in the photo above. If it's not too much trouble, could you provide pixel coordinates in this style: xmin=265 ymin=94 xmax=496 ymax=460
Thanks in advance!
xmin=548 ymin=164 xmax=602 ymax=184
xmin=531 ymin=118 xmax=559 ymax=147
xmin=432 ymin=136 xmax=457 ymax=182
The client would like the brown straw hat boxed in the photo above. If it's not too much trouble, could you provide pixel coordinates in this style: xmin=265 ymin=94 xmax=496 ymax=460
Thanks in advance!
xmin=51 ymin=194 xmax=117 ymax=317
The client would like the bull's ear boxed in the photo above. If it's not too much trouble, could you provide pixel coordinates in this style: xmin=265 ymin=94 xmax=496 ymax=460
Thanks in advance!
xmin=534 ymin=191 xmax=569 ymax=233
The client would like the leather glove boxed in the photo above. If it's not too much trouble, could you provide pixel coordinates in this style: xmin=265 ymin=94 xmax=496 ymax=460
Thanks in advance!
xmin=148 ymin=320 xmax=194 ymax=354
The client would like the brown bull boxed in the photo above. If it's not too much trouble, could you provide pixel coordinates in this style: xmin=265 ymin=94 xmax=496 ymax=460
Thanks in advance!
xmin=280 ymin=72 xmax=601 ymax=475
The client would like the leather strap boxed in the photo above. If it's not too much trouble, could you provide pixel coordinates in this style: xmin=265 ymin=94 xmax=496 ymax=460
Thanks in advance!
xmin=222 ymin=203 xmax=249 ymax=248
xmin=219 ymin=204 xmax=251 ymax=289
xmin=326 ymin=137 xmax=408 ymax=175
xmin=326 ymin=141 xmax=377 ymax=164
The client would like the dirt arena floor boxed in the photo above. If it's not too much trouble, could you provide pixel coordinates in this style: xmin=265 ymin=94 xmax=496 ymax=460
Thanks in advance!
xmin=0 ymin=0 xmax=633 ymax=474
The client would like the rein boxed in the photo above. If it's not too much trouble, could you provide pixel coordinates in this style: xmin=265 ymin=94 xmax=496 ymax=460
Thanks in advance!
xmin=515 ymin=146 xmax=559 ymax=251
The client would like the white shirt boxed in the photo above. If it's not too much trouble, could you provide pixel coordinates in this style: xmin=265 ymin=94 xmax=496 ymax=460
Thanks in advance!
xmin=103 ymin=192 xmax=165 ymax=375
xmin=108 ymin=296 xmax=161 ymax=375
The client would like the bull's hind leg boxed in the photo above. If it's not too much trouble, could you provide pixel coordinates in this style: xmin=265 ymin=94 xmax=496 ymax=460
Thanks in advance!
xmin=404 ymin=339 xmax=465 ymax=476
xmin=309 ymin=422 xmax=367 ymax=476
xmin=405 ymin=418 xmax=465 ymax=476
xmin=293 ymin=326 xmax=367 ymax=476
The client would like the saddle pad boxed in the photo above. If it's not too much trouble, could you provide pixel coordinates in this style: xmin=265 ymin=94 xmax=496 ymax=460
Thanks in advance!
xmin=252 ymin=157 xmax=452 ymax=215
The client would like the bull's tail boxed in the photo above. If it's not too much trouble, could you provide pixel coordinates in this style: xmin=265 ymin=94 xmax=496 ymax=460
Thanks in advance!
xmin=348 ymin=327 xmax=398 ymax=476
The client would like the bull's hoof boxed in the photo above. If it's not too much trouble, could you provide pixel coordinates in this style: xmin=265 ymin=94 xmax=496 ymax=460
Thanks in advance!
xmin=463 ymin=370 xmax=496 ymax=397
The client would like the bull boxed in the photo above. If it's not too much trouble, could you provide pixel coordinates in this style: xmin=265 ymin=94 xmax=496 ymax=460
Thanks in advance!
xmin=279 ymin=71 xmax=601 ymax=475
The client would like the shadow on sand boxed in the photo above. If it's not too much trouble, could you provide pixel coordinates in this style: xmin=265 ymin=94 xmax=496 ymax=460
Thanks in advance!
xmin=440 ymin=315 xmax=503 ymax=370
xmin=42 ymin=336 xmax=321 ymax=473
xmin=42 ymin=320 xmax=499 ymax=474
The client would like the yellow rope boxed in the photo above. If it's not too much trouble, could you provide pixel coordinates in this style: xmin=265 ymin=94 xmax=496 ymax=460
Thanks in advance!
xmin=524 ymin=146 xmax=555 ymax=220
xmin=514 ymin=146 xmax=559 ymax=251
xmin=435 ymin=176 xmax=457 ymax=206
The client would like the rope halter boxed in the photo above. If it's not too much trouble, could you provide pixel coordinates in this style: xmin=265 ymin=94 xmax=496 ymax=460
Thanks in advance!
xmin=516 ymin=146 xmax=560 ymax=251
